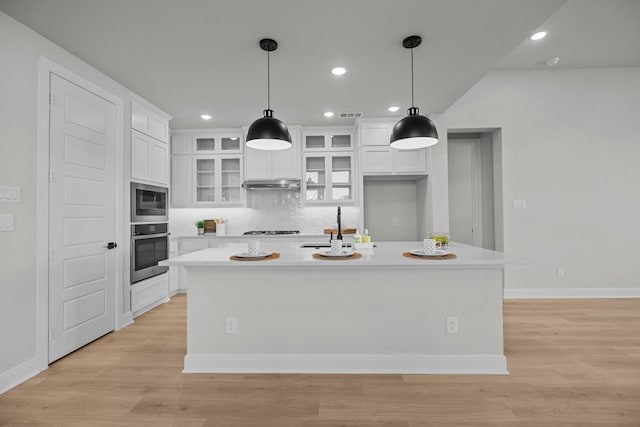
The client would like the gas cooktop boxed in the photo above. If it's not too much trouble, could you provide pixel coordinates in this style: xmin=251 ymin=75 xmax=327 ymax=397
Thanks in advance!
xmin=243 ymin=230 xmax=300 ymax=235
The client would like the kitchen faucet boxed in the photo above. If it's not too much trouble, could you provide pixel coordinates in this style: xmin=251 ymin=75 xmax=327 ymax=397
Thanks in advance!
xmin=337 ymin=206 xmax=342 ymax=240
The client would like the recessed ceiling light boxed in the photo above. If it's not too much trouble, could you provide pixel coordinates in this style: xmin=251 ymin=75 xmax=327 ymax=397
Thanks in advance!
xmin=324 ymin=111 xmax=335 ymax=118
xmin=388 ymin=106 xmax=400 ymax=112
xmin=200 ymin=114 xmax=212 ymax=120
xmin=530 ymin=31 xmax=548 ymax=41
xmin=331 ymin=67 xmax=347 ymax=76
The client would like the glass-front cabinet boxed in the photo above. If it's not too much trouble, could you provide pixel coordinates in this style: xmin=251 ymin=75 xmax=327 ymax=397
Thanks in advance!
xmin=302 ymin=127 xmax=354 ymax=152
xmin=304 ymin=156 xmax=326 ymax=201
xmin=171 ymin=129 xmax=244 ymax=207
xmin=195 ymin=158 xmax=216 ymax=202
xmin=303 ymin=153 xmax=354 ymax=204
xmin=194 ymin=155 xmax=243 ymax=205
xmin=193 ymin=130 xmax=243 ymax=154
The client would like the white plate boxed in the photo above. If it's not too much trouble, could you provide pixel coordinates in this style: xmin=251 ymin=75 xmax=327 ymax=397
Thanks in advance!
xmin=320 ymin=250 xmax=355 ymax=258
xmin=409 ymin=249 xmax=450 ymax=257
xmin=234 ymin=251 xmax=272 ymax=259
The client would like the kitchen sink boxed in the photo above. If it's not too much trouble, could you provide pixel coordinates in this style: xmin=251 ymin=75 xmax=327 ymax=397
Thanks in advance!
xmin=300 ymin=242 xmax=352 ymax=248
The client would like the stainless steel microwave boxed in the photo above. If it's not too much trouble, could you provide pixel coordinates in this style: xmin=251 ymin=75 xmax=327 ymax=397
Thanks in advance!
xmin=131 ymin=182 xmax=168 ymax=223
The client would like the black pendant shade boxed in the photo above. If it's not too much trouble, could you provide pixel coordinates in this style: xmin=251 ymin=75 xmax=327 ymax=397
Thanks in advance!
xmin=390 ymin=107 xmax=439 ymax=149
xmin=246 ymin=109 xmax=292 ymax=151
xmin=390 ymin=35 xmax=439 ymax=150
xmin=246 ymin=38 xmax=292 ymax=151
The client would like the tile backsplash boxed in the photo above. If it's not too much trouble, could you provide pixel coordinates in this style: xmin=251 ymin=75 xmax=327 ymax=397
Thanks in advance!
xmin=169 ymin=190 xmax=360 ymax=236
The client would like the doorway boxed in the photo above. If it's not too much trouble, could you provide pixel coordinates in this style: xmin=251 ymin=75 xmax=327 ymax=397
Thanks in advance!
xmin=447 ymin=132 xmax=498 ymax=250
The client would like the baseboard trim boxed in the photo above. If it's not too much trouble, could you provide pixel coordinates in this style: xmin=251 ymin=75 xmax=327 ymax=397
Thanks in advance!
xmin=117 ymin=311 xmax=134 ymax=330
xmin=183 ymin=353 xmax=508 ymax=375
xmin=132 ymin=296 xmax=170 ymax=318
xmin=0 ymin=357 xmax=43 ymax=395
xmin=504 ymin=288 xmax=640 ymax=299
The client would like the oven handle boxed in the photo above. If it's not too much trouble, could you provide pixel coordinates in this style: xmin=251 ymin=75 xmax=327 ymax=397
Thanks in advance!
xmin=132 ymin=232 xmax=171 ymax=240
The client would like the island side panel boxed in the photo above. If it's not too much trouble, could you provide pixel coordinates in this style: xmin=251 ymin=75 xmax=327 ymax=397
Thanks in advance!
xmin=185 ymin=266 xmax=505 ymax=374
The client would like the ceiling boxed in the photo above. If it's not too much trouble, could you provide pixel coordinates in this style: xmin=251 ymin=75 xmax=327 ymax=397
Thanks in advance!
xmin=1 ymin=0 xmax=638 ymax=130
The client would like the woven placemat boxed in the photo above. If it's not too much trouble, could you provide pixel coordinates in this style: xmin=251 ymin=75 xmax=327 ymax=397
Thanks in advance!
xmin=312 ymin=252 xmax=362 ymax=261
xmin=402 ymin=252 xmax=457 ymax=260
xmin=229 ymin=252 xmax=280 ymax=261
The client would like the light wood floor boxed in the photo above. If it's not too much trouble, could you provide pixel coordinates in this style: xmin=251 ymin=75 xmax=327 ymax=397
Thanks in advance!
xmin=1 ymin=295 xmax=639 ymax=426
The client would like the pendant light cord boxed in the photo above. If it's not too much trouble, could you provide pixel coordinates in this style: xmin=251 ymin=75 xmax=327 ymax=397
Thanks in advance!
xmin=410 ymin=46 xmax=415 ymax=108
xmin=267 ymin=50 xmax=271 ymax=110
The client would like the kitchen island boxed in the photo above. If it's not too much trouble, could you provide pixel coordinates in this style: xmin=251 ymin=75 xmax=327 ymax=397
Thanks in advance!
xmin=162 ymin=241 xmax=526 ymax=374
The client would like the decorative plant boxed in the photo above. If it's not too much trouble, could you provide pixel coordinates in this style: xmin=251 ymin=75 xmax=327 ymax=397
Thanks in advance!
xmin=194 ymin=220 xmax=205 ymax=229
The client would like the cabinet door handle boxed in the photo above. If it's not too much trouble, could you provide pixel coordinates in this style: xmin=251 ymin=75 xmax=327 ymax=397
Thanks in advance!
xmin=106 ymin=242 xmax=118 ymax=250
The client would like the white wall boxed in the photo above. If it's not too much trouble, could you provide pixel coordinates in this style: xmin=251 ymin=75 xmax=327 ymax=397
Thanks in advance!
xmin=441 ymin=68 xmax=640 ymax=290
xmin=0 ymin=11 xmax=135 ymax=389
xmin=363 ymin=180 xmax=418 ymax=241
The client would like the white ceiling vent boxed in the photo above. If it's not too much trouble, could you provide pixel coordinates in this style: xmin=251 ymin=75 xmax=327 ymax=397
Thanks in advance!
xmin=339 ymin=112 xmax=363 ymax=119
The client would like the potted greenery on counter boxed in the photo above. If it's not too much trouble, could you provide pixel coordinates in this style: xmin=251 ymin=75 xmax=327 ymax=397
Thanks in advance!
xmin=195 ymin=220 xmax=205 ymax=235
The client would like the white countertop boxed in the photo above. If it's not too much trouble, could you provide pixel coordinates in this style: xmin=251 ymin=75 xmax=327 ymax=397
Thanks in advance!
xmin=161 ymin=241 xmax=531 ymax=269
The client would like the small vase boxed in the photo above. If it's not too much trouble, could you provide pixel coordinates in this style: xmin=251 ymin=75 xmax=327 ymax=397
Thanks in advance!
xmin=197 ymin=228 xmax=204 ymax=235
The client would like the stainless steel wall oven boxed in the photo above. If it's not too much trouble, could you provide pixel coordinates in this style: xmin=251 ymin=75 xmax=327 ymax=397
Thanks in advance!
xmin=130 ymin=222 xmax=169 ymax=283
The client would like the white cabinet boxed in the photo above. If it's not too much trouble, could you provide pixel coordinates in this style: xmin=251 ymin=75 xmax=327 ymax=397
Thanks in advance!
xmin=170 ymin=129 xmax=244 ymax=207
xmin=244 ymin=126 xmax=300 ymax=180
xmin=301 ymin=127 xmax=356 ymax=205
xmin=302 ymin=127 xmax=354 ymax=152
xmin=168 ymin=239 xmax=179 ymax=295
xmin=194 ymin=155 xmax=243 ymax=205
xmin=132 ymin=99 xmax=170 ymax=143
xmin=358 ymin=120 xmax=427 ymax=175
xmin=171 ymin=156 xmax=192 ymax=207
xmin=131 ymin=130 xmax=169 ymax=185
xmin=171 ymin=134 xmax=192 ymax=155
xmin=303 ymin=153 xmax=355 ymax=204
xmin=131 ymin=273 xmax=169 ymax=317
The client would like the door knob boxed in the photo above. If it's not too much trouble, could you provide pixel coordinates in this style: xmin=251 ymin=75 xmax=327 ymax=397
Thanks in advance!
xmin=106 ymin=242 xmax=118 ymax=249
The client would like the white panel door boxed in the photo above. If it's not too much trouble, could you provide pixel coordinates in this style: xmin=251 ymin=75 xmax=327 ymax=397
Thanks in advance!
xmin=49 ymin=73 xmax=116 ymax=363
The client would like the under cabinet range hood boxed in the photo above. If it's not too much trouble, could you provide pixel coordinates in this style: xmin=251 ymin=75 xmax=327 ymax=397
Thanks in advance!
xmin=242 ymin=179 xmax=301 ymax=190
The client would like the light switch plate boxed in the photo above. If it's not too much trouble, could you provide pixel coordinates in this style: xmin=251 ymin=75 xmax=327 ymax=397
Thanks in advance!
xmin=0 ymin=185 xmax=21 ymax=203
xmin=512 ymin=199 xmax=527 ymax=210
xmin=0 ymin=214 xmax=14 ymax=231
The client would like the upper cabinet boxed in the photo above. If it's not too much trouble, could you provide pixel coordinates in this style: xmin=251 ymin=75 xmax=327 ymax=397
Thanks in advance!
xmin=131 ymin=130 xmax=169 ymax=185
xmin=170 ymin=129 xmax=244 ymax=155
xmin=131 ymin=98 xmax=170 ymax=143
xmin=302 ymin=127 xmax=354 ymax=152
xmin=357 ymin=120 xmax=427 ymax=175
xmin=170 ymin=129 xmax=244 ymax=207
xmin=244 ymin=126 xmax=301 ymax=180
xmin=301 ymin=127 xmax=356 ymax=205
xmin=303 ymin=153 xmax=355 ymax=204
xmin=130 ymin=96 xmax=171 ymax=186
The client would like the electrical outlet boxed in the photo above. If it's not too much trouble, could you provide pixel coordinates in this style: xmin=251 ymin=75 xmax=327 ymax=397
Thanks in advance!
xmin=392 ymin=217 xmax=398 ymax=226
xmin=556 ymin=267 xmax=565 ymax=278
xmin=446 ymin=316 xmax=458 ymax=334
xmin=225 ymin=317 xmax=237 ymax=334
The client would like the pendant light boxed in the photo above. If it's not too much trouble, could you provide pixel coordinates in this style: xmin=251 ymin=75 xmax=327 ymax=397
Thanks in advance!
xmin=246 ymin=38 xmax=292 ymax=151
xmin=390 ymin=35 xmax=439 ymax=150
